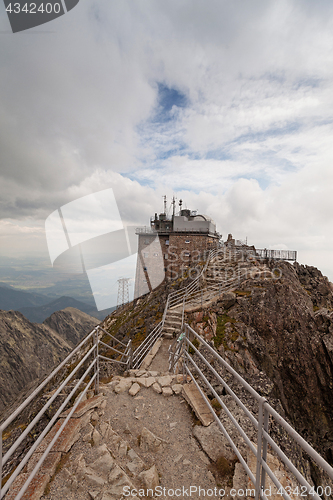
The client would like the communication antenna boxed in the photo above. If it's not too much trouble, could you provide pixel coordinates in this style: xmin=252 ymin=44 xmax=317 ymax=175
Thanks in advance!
xmin=117 ymin=278 xmax=130 ymax=308
xmin=172 ymin=195 xmax=177 ymax=217
xmin=163 ymin=195 xmax=167 ymax=215
xmin=179 ymin=199 xmax=183 ymax=211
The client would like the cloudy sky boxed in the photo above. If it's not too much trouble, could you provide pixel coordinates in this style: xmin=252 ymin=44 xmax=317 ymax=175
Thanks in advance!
xmin=1 ymin=0 xmax=333 ymax=284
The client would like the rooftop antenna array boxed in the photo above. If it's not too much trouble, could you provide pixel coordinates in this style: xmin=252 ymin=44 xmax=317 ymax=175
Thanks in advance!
xmin=117 ymin=278 xmax=130 ymax=308
xmin=172 ymin=195 xmax=177 ymax=217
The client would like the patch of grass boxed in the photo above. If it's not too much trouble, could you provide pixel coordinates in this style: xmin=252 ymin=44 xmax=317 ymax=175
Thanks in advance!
xmin=136 ymin=317 xmax=145 ymax=327
xmin=234 ymin=289 xmax=251 ymax=296
xmin=209 ymin=455 xmax=238 ymax=486
xmin=99 ymin=374 xmax=113 ymax=384
xmin=211 ymin=398 xmax=222 ymax=411
xmin=1 ymin=469 xmax=15 ymax=488
xmin=191 ymin=410 xmax=202 ymax=427
xmin=189 ymin=337 xmax=200 ymax=355
xmin=44 ymin=453 xmax=70 ymax=496
xmin=214 ymin=314 xmax=237 ymax=349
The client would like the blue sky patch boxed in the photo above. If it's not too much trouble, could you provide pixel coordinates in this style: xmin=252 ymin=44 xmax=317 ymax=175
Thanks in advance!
xmin=152 ymin=83 xmax=188 ymax=123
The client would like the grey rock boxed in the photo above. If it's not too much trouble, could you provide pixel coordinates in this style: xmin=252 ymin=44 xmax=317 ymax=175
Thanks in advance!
xmin=152 ymin=382 xmax=162 ymax=394
xmin=138 ymin=465 xmax=159 ymax=492
xmin=114 ymin=379 xmax=132 ymax=394
xmin=157 ymin=375 xmax=173 ymax=387
xmin=92 ymin=428 xmax=102 ymax=447
xmin=171 ymin=384 xmax=183 ymax=395
xmin=193 ymin=422 xmax=235 ymax=461
xmin=90 ymin=453 xmax=114 ymax=478
xmin=129 ymin=382 xmax=141 ymax=396
xmin=162 ymin=387 xmax=173 ymax=397
xmin=140 ymin=427 xmax=165 ymax=453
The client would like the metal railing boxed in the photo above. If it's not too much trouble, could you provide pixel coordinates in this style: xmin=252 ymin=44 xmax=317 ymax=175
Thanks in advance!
xmin=135 ymin=225 xmax=219 ymax=236
xmin=122 ymin=247 xmax=235 ymax=372
xmin=170 ymin=324 xmax=333 ymax=500
xmin=0 ymin=325 xmax=132 ymax=500
xmin=256 ymin=249 xmax=297 ymax=261
xmin=131 ymin=292 xmax=172 ymax=369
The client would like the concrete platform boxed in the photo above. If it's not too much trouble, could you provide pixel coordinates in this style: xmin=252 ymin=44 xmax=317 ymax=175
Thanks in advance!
xmin=182 ymin=383 xmax=214 ymax=427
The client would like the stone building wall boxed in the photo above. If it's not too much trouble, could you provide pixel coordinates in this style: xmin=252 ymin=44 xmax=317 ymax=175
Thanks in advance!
xmin=134 ymin=232 xmax=219 ymax=298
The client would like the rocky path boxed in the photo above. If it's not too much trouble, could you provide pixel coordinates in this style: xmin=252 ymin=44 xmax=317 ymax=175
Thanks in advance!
xmin=7 ymin=338 xmax=300 ymax=500
xmin=37 ymin=373 xmax=216 ymax=500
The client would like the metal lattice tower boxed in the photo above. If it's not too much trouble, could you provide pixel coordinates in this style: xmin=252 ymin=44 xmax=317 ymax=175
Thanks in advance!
xmin=117 ymin=278 xmax=130 ymax=308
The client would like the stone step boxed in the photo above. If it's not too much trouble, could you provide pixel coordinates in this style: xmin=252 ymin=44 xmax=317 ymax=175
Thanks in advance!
xmin=163 ymin=320 xmax=182 ymax=327
xmin=182 ymin=383 xmax=215 ymax=427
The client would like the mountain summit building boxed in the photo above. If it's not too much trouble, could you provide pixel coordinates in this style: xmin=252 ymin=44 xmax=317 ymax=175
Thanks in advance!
xmin=134 ymin=199 xmax=220 ymax=298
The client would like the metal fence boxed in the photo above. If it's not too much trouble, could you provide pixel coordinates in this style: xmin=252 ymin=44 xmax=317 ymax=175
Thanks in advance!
xmin=169 ymin=324 xmax=333 ymax=500
xmin=255 ymin=249 xmax=297 ymax=261
xmin=0 ymin=326 xmax=132 ymax=500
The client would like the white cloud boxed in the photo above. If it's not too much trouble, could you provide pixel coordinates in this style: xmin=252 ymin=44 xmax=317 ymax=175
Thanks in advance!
xmin=1 ymin=0 xmax=333 ymax=282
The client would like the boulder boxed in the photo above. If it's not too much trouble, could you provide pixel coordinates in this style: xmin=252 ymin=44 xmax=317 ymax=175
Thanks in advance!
xmin=152 ymin=382 xmax=162 ymax=394
xmin=193 ymin=422 xmax=235 ymax=461
xmin=129 ymin=383 xmax=141 ymax=396
xmin=162 ymin=387 xmax=173 ymax=397
xmin=139 ymin=427 xmax=166 ymax=453
xmin=114 ymin=379 xmax=133 ymax=394
xmin=138 ymin=465 xmax=159 ymax=493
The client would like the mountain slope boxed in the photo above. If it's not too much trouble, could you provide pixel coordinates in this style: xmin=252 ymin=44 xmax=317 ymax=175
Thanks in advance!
xmin=43 ymin=307 xmax=99 ymax=348
xmin=0 ymin=285 xmax=116 ymax=322
xmin=20 ymin=295 xmax=101 ymax=323
xmin=0 ymin=285 xmax=55 ymax=309
xmin=0 ymin=308 xmax=99 ymax=416
xmin=185 ymin=259 xmax=333 ymax=465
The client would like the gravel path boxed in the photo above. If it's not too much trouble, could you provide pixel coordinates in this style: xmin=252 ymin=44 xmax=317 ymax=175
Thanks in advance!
xmin=41 ymin=340 xmax=220 ymax=500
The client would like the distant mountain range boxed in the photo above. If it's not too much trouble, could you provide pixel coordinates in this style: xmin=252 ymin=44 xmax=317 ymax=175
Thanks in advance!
xmin=0 ymin=284 xmax=116 ymax=321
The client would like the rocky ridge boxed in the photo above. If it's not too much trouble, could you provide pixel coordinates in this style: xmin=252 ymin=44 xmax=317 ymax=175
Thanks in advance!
xmin=0 ymin=307 xmax=99 ymax=417
xmin=185 ymin=258 xmax=333 ymax=470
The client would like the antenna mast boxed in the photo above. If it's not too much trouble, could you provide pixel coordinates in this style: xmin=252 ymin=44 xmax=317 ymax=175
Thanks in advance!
xmin=117 ymin=278 xmax=130 ymax=308
xmin=172 ymin=196 xmax=176 ymax=217
xmin=163 ymin=195 xmax=167 ymax=214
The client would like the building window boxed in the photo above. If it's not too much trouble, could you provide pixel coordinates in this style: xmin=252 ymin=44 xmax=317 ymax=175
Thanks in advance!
xmin=143 ymin=252 xmax=149 ymax=258
xmin=144 ymin=239 xmax=150 ymax=244
xmin=153 ymin=253 xmax=159 ymax=257
xmin=166 ymin=240 xmax=169 ymax=245
xmin=164 ymin=253 xmax=168 ymax=260
xmin=143 ymin=267 xmax=147 ymax=271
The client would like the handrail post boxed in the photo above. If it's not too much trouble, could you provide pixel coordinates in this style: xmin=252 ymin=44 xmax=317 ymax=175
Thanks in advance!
xmin=127 ymin=340 xmax=133 ymax=370
xmin=94 ymin=328 xmax=99 ymax=395
xmin=182 ymin=325 xmax=188 ymax=383
xmin=260 ymin=403 xmax=269 ymax=493
xmin=255 ymin=397 xmax=266 ymax=500
xmin=0 ymin=428 xmax=3 ymax=500
xmin=181 ymin=289 xmax=187 ymax=330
